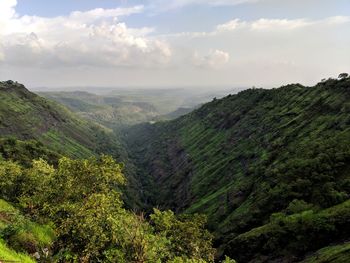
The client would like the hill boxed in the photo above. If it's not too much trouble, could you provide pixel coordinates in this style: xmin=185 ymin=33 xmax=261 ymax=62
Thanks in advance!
xmin=39 ymin=88 xmax=237 ymax=130
xmin=0 ymin=81 xmax=125 ymax=158
xmin=0 ymin=80 xmax=143 ymax=208
xmin=39 ymin=91 xmax=160 ymax=130
xmin=124 ymin=76 xmax=350 ymax=262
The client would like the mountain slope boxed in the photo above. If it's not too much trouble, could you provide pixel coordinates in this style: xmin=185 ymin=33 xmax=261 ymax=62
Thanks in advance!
xmin=0 ymin=80 xmax=143 ymax=208
xmin=124 ymin=77 xmax=350 ymax=261
xmin=40 ymin=91 xmax=159 ymax=129
xmin=0 ymin=81 xmax=125 ymax=158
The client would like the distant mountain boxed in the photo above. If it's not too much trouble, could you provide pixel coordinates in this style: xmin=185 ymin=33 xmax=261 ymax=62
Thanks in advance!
xmin=124 ymin=77 xmax=350 ymax=262
xmin=39 ymin=91 xmax=159 ymax=130
xmin=39 ymin=88 xmax=241 ymax=130
xmin=159 ymin=107 xmax=195 ymax=120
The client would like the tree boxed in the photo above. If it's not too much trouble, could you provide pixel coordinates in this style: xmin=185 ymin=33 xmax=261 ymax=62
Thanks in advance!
xmin=151 ymin=209 xmax=216 ymax=262
xmin=0 ymin=156 xmax=224 ymax=262
xmin=338 ymin=73 xmax=349 ymax=79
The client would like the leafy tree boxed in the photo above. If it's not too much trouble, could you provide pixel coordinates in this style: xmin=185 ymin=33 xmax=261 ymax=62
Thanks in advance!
xmin=0 ymin=156 xmax=222 ymax=262
xmin=338 ymin=72 xmax=349 ymax=79
xmin=0 ymin=160 xmax=23 ymax=201
xmin=151 ymin=209 xmax=215 ymax=262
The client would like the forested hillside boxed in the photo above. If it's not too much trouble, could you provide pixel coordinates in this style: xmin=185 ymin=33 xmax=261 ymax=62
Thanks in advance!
xmin=0 ymin=81 xmax=123 ymax=158
xmin=125 ymin=76 xmax=350 ymax=262
xmin=0 ymin=77 xmax=349 ymax=262
xmin=0 ymin=80 xmax=142 ymax=208
xmin=0 ymin=81 xmax=233 ymax=262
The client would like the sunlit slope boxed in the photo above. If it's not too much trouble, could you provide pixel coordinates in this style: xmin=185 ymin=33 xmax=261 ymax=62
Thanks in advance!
xmin=0 ymin=81 xmax=123 ymax=159
xmin=125 ymin=77 xmax=350 ymax=261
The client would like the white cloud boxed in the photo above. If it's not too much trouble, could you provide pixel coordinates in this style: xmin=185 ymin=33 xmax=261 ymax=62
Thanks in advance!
xmin=0 ymin=0 xmax=16 ymax=19
xmin=149 ymin=0 xmax=259 ymax=11
xmin=68 ymin=5 xmax=144 ymax=23
xmin=0 ymin=0 xmax=17 ymax=33
xmin=1 ymin=0 xmax=349 ymax=88
xmin=170 ymin=16 xmax=350 ymax=37
xmin=192 ymin=49 xmax=230 ymax=68
xmin=216 ymin=19 xmax=244 ymax=32
xmin=250 ymin=18 xmax=311 ymax=31
xmin=0 ymin=1 xmax=171 ymax=68
xmin=324 ymin=16 xmax=350 ymax=25
xmin=164 ymin=15 xmax=350 ymax=86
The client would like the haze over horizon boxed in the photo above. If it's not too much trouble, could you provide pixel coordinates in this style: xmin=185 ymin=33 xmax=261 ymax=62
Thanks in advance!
xmin=0 ymin=0 xmax=349 ymax=89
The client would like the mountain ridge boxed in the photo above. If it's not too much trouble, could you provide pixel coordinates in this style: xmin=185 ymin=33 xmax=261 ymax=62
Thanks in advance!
xmin=124 ymin=76 xmax=350 ymax=261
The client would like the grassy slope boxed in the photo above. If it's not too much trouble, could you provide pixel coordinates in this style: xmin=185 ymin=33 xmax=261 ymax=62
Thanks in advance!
xmin=301 ymin=242 xmax=350 ymax=263
xmin=125 ymin=77 xmax=350 ymax=261
xmin=0 ymin=81 xmax=142 ymax=208
xmin=0 ymin=199 xmax=55 ymax=263
xmin=0 ymin=240 xmax=35 ymax=263
xmin=0 ymin=81 xmax=124 ymax=159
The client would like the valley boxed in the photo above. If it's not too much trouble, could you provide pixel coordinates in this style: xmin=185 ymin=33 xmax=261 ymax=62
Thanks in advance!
xmin=1 ymin=1 xmax=348 ymax=262
xmin=0 ymin=77 xmax=349 ymax=262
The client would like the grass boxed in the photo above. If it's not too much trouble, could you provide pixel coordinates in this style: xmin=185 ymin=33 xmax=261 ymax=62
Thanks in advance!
xmin=0 ymin=199 xmax=56 ymax=257
xmin=0 ymin=81 xmax=124 ymax=161
xmin=302 ymin=242 xmax=350 ymax=263
xmin=40 ymin=129 xmax=94 ymax=158
xmin=0 ymin=239 xmax=35 ymax=263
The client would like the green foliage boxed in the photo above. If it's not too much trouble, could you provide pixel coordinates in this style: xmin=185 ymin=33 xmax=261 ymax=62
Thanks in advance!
xmin=301 ymin=242 xmax=350 ymax=263
xmin=0 ymin=138 xmax=61 ymax=167
xmin=286 ymin=199 xmax=314 ymax=214
xmin=227 ymin=199 xmax=350 ymax=262
xmin=125 ymin=77 xmax=350 ymax=261
xmin=0 ymin=80 xmax=143 ymax=209
xmin=0 ymin=156 xmax=218 ymax=262
xmin=0 ymin=160 xmax=23 ymax=201
xmin=0 ymin=81 xmax=124 ymax=160
xmin=151 ymin=209 xmax=215 ymax=262
xmin=0 ymin=198 xmax=55 ymax=260
xmin=0 ymin=239 xmax=35 ymax=263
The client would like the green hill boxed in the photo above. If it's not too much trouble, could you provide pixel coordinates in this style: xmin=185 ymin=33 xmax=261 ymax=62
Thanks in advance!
xmin=1 ymin=77 xmax=350 ymax=262
xmin=0 ymin=199 xmax=55 ymax=263
xmin=0 ymin=81 xmax=124 ymax=159
xmin=0 ymin=80 xmax=143 ymax=208
xmin=124 ymin=77 xmax=350 ymax=262
xmin=39 ymin=91 xmax=160 ymax=130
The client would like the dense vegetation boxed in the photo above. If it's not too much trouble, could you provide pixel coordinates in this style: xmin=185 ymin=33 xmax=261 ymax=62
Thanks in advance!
xmin=124 ymin=76 xmax=350 ymax=262
xmin=0 ymin=80 xmax=235 ymax=262
xmin=0 ymin=156 xmax=236 ymax=262
xmin=0 ymin=80 xmax=144 ymax=208
xmin=1 ymin=77 xmax=350 ymax=262
xmin=0 ymin=81 xmax=123 ymax=159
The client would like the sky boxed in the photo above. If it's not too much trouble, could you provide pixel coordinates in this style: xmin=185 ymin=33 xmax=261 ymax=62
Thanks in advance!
xmin=0 ymin=0 xmax=349 ymax=89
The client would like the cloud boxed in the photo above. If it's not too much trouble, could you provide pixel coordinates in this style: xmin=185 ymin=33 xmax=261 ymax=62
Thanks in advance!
xmin=168 ymin=15 xmax=350 ymax=38
xmin=0 ymin=1 xmax=171 ymax=68
xmin=164 ymin=15 xmax=350 ymax=86
xmin=1 ymin=0 xmax=349 ymax=88
xmin=192 ymin=49 xmax=230 ymax=68
xmin=149 ymin=0 xmax=260 ymax=11
xmin=250 ymin=18 xmax=311 ymax=30
xmin=0 ymin=0 xmax=16 ymax=19
xmin=68 ymin=5 xmax=144 ymax=23
xmin=216 ymin=19 xmax=244 ymax=32
xmin=0 ymin=0 xmax=17 ymax=33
